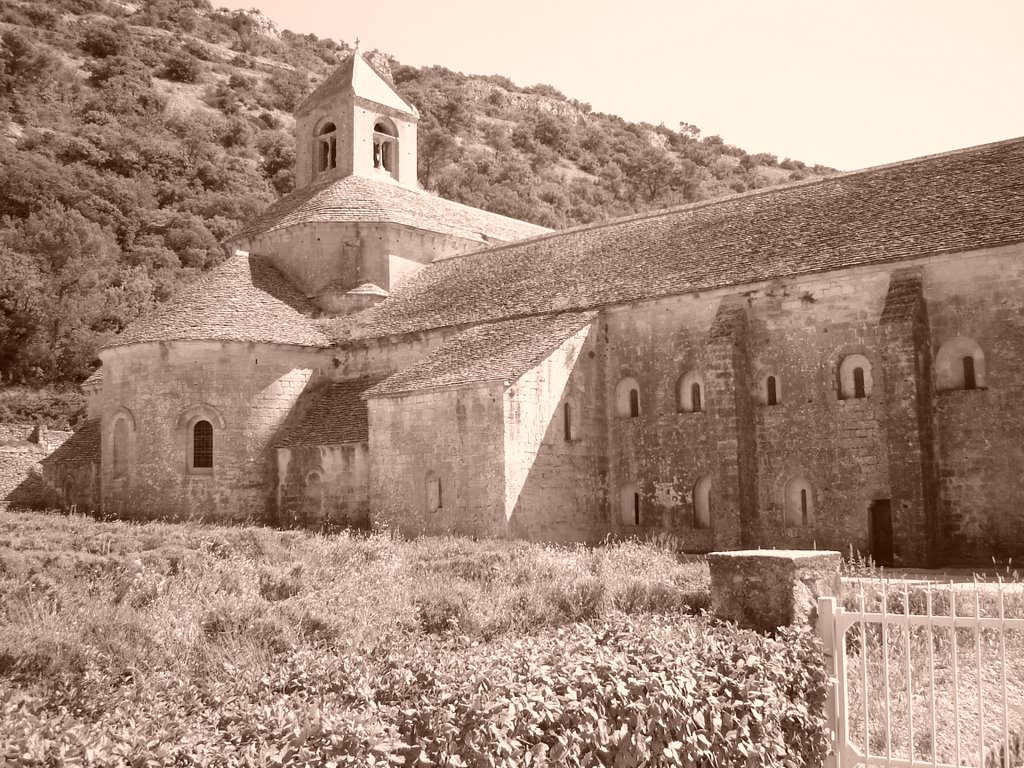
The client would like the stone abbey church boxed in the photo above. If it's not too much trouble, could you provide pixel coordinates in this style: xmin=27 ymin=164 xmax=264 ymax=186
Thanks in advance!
xmin=42 ymin=51 xmax=1024 ymax=567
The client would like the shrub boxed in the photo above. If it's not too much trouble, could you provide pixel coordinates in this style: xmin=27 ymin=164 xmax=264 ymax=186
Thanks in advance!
xmin=163 ymin=51 xmax=203 ymax=83
xmin=79 ymin=22 xmax=125 ymax=58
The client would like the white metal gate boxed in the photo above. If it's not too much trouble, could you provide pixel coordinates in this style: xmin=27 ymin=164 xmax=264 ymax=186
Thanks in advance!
xmin=816 ymin=579 xmax=1024 ymax=768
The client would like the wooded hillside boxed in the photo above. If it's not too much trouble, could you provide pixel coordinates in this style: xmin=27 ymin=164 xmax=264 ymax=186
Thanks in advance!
xmin=0 ymin=0 xmax=833 ymax=422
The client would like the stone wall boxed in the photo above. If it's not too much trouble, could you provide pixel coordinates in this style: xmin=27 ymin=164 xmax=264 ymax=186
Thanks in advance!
xmin=96 ymin=340 xmax=330 ymax=522
xmin=238 ymin=221 xmax=479 ymax=300
xmin=276 ymin=443 xmax=370 ymax=530
xmin=503 ymin=322 xmax=608 ymax=543
xmin=368 ymin=383 xmax=506 ymax=537
xmin=0 ymin=424 xmax=71 ymax=508
xmin=926 ymin=244 xmax=1024 ymax=563
xmin=597 ymin=243 xmax=1024 ymax=565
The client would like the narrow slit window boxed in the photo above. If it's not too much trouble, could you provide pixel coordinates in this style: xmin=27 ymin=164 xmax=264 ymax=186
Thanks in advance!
xmin=629 ymin=389 xmax=639 ymax=418
xmin=192 ymin=420 xmax=213 ymax=469
xmin=853 ymin=367 xmax=866 ymax=399
xmin=427 ymin=474 xmax=442 ymax=512
xmin=563 ymin=402 xmax=573 ymax=441
xmin=691 ymin=383 xmax=702 ymax=413
xmin=767 ymin=376 xmax=777 ymax=406
xmin=963 ymin=356 xmax=976 ymax=390
xmin=633 ymin=492 xmax=640 ymax=526
xmin=800 ymin=489 xmax=808 ymax=526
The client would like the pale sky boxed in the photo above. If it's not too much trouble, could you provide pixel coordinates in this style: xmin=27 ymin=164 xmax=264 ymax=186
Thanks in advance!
xmin=214 ymin=0 xmax=1024 ymax=171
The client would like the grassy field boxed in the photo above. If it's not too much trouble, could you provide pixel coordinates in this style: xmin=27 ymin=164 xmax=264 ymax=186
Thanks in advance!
xmin=2 ymin=510 xmax=833 ymax=766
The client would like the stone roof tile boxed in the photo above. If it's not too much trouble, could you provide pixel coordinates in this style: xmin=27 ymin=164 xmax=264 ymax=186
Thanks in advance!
xmin=232 ymin=174 xmax=550 ymax=245
xmin=330 ymin=137 xmax=1024 ymax=342
xmin=366 ymin=312 xmax=596 ymax=397
xmin=274 ymin=378 xmax=381 ymax=447
xmin=107 ymin=255 xmax=330 ymax=349
xmin=40 ymin=418 xmax=100 ymax=465
xmin=298 ymin=51 xmax=418 ymax=118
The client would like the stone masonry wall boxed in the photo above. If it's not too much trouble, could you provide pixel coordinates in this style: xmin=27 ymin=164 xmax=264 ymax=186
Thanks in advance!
xmin=276 ymin=443 xmax=370 ymax=530
xmin=0 ymin=425 xmax=72 ymax=509
xmin=604 ymin=295 xmax=737 ymax=552
xmin=240 ymin=221 xmax=479 ymax=299
xmin=599 ymin=244 xmax=1024 ymax=565
xmin=503 ymin=323 xmax=608 ymax=543
xmin=97 ymin=340 xmax=329 ymax=522
xmin=745 ymin=267 xmax=893 ymax=556
xmin=368 ymin=383 xmax=506 ymax=537
xmin=926 ymin=244 xmax=1024 ymax=563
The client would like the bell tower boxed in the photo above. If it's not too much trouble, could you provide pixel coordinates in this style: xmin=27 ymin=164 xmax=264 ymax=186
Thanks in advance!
xmin=293 ymin=46 xmax=420 ymax=190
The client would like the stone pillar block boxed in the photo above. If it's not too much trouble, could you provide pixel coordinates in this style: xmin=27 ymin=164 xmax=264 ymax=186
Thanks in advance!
xmin=707 ymin=549 xmax=842 ymax=631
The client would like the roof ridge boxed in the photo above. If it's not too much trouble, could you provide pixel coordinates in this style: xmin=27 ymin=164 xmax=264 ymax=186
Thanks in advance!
xmin=434 ymin=134 xmax=1024 ymax=265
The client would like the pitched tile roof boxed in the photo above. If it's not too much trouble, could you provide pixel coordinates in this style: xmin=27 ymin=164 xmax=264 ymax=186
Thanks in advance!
xmin=82 ymin=368 xmax=103 ymax=388
xmin=328 ymin=136 xmax=1024 ymax=343
xmin=366 ymin=312 xmax=596 ymax=397
xmin=273 ymin=378 xmax=381 ymax=447
xmin=106 ymin=255 xmax=330 ymax=350
xmin=232 ymin=174 xmax=551 ymax=245
xmin=40 ymin=418 xmax=100 ymax=465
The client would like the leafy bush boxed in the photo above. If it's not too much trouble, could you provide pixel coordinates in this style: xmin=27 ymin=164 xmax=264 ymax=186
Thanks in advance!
xmin=381 ymin=618 xmax=830 ymax=767
xmin=78 ymin=22 xmax=127 ymax=58
xmin=162 ymin=51 xmax=203 ymax=83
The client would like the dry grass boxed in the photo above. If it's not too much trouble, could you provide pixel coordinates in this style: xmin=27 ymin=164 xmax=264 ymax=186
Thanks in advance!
xmin=841 ymin=579 xmax=1024 ymax=766
xmin=0 ymin=509 xmax=711 ymax=762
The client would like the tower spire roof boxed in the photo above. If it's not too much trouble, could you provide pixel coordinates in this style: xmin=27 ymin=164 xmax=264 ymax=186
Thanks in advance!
xmin=296 ymin=49 xmax=418 ymax=119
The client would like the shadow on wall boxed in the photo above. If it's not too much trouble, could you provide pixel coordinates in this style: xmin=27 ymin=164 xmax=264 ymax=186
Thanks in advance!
xmin=2 ymin=465 xmax=48 ymax=509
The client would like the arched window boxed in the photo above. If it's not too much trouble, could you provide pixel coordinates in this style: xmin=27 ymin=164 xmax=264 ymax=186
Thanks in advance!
xmin=372 ymin=118 xmax=399 ymax=178
xmin=784 ymin=477 xmax=814 ymax=527
xmin=935 ymin=337 xmax=986 ymax=391
xmin=426 ymin=471 xmax=442 ymax=513
xmin=838 ymin=354 xmax=873 ymax=400
xmin=620 ymin=483 xmax=640 ymax=526
xmin=317 ymin=121 xmax=337 ymax=173
xmin=755 ymin=371 xmax=781 ymax=406
xmin=615 ymin=378 xmax=641 ymax=418
xmin=192 ymin=420 xmax=213 ymax=471
xmin=676 ymin=371 xmax=705 ymax=413
xmin=112 ymin=417 xmax=130 ymax=479
xmin=176 ymin=403 xmax=225 ymax=476
xmin=693 ymin=475 xmax=712 ymax=530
